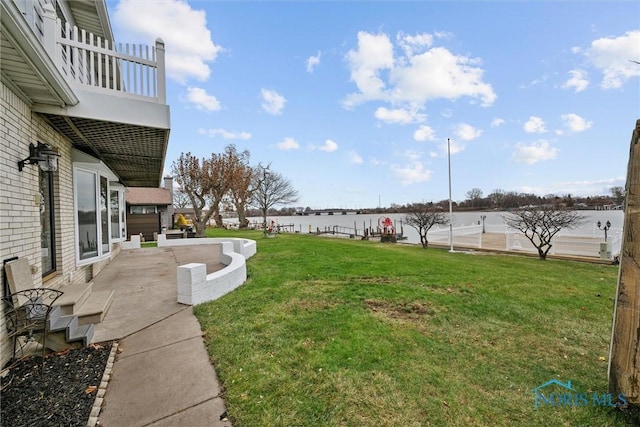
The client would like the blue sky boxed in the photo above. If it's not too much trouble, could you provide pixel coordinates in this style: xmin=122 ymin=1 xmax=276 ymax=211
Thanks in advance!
xmin=107 ymin=1 xmax=640 ymax=209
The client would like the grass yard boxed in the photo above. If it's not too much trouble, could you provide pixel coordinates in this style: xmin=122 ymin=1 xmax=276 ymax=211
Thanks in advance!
xmin=194 ymin=229 xmax=634 ymax=426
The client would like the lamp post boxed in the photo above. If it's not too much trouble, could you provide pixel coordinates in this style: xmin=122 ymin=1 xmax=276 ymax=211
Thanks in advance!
xmin=447 ymin=138 xmax=454 ymax=252
xmin=597 ymin=220 xmax=611 ymax=242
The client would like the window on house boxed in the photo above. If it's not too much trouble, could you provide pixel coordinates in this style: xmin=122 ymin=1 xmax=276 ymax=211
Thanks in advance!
xmin=75 ymin=167 xmax=121 ymax=264
xmin=40 ymin=169 xmax=56 ymax=276
xmin=130 ymin=206 xmax=157 ymax=214
xmin=110 ymin=188 xmax=125 ymax=241
xmin=100 ymin=176 xmax=109 ymax=255
xmin=76 ymin=169 xmax=98 ymax=261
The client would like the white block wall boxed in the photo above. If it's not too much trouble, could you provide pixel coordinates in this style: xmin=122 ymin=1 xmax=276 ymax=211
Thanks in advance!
xmin=164 ymin=237 xmax=256 ymax=305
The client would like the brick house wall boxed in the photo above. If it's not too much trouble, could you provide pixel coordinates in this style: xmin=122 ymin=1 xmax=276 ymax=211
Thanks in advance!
xmin=0 ymin=81 xmax=119 ymax=367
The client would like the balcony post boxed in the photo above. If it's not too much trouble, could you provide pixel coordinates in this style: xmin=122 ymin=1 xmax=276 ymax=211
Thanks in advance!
xmin=155 ymin=38 xmax=166 ymax=104
xmin=41 ymin=3 xmax=59 ymax=67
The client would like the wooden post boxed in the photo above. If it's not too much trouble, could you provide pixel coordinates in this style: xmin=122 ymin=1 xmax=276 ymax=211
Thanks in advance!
xmin=608 ymin=119 xmax=640 ymax=403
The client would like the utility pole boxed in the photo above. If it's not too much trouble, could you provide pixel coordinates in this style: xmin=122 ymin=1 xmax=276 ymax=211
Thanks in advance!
xmin=447 ymin=138 xmax=454 ymax=252
xmin=608 ymin=119 xmax=640 ymax=403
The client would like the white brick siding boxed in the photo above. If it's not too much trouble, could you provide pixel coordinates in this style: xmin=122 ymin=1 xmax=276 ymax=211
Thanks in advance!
xmin=0 ymin=81 xmax=117 ymax=367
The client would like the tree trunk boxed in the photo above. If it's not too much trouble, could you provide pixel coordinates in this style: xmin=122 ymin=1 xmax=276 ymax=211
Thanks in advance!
xmin=195 ymin=220 xmax=206 ymax=237
xmin=537 ymin=249 xmax=547 ymax=260
xmin=236 ymin=205 xmax=249 ymax=228
xmin=609 ymin=119 xmax=640 ymax=404
xmin=214 ymin=207 xmax=224 ymax=228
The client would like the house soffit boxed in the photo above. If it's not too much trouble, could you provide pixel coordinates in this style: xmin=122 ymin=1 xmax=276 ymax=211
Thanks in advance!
xmin=0 ymin=1 xmax=76 ymax=106
xmin=44 ymin=114 xmax=169 ymax=188
xmin=66 ymin=0 xmax=114 ymax=41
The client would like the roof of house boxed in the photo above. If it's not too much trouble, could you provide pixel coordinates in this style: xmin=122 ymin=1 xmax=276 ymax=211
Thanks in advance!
xmin=126 ymin=187 xmax=172 ymax=205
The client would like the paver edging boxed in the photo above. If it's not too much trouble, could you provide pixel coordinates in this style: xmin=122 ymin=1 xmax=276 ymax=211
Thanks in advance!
xmin=88 ymin=341 xmax=118 ymax=427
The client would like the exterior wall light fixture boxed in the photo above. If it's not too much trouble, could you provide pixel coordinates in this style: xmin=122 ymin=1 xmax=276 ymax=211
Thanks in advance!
xmin=18 ymin=142 xmax=60 ymax=172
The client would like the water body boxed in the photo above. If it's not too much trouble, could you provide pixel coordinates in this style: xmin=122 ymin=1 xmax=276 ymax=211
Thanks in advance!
xmin=232 ymin=210 xmax=625 ymax=247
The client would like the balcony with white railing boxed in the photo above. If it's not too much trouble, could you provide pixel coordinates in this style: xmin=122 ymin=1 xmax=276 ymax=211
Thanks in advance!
xmin=18 ymin=0 xmax=169 ymax=133
xmin=17 ymin=0 xmax=166 ymax=104
xmin=8 ymin=0 xmax=170 ymax=186
xmin=54 ymin=22 xmax=166 ymax=104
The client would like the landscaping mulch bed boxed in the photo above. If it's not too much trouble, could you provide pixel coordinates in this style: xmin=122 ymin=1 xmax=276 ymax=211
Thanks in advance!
xmin=1 ymin=341 xmax=113 ymax=427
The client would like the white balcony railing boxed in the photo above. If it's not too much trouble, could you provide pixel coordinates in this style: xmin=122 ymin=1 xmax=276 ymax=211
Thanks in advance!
xmin=34 ymin=1 xmax=166 ymax=104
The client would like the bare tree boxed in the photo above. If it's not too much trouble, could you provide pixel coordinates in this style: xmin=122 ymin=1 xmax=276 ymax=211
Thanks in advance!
xmin=172 ymin=188 xmax=191 ymax=209
xmin=488 ymin=189 xmax=506 ymax=209
xmin=207 ymin=151 xmax=231 ymax=229
xmin=404 ymin=203 xmax=449 ymax=248
xmin=171 ymin=152 xmax=215 ymax=237
xmin=502 ymin=206 xmax=585 ymax=260
xmin=225 ymin=146 xmax=253 ymax=228
xmin=466 ymin=188 xmax=483 ymax=208
xmin=251 ymin=164 xmax=299 ymax=231
xmin=610 ymin=186 xmax=625 ymax=206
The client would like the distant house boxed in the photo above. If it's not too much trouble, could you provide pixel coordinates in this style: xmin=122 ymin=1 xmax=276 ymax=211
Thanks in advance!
xmin=126 ymin=177 xmax=174 ymax=241
xmin=1 ymin=0 xmax=169 ymax=367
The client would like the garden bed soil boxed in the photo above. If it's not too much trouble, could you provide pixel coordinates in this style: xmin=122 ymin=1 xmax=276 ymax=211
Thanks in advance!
xmin=1 ymin=341 xmax=113 ymax=427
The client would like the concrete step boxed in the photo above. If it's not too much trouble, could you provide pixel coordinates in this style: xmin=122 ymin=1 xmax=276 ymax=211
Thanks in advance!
xmin=46 ymin=305 xmax=95 ymax=350
xmin=48 ymin=309 xmax=78 ymax=333
xmin=76 ymin=290 xmax=115 ymax=326
xmin=54 ymin=282 xmax=93 ymax=316
xmin=67 ymin=323 xmax=94 ymax=346
xmin=45 ymin=331 xmax=84 ymax=352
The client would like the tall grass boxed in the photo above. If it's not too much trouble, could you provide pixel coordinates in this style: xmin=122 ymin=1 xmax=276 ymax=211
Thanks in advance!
xmin=195 ymin=230 xmax=634 ymax=426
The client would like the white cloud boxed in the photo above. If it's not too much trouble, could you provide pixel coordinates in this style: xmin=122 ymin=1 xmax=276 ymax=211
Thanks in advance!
xmin=113 ymin=0 xmax=222 ymax=83
xmin=562 ymin=69 xmax=589 ymax=92
xmin=391 ymin=47 xmax=496 ymax=106
xmin=443 ymin=138 xmax=465 ymax=155
xmin=524 ymin=116 xmax=547 ymax=133
xmin=374 ymin=107 xmax=425 ymax=124
xmin=343 ymin=30 xmax=496 ymax=109
xmin=306 ymin=51 xmax=321 ymax=73
xmin=186 ymin=87 xmax=221 ymax=111
xmin=454 ymin=123 xmax=482 ymax=141
xmin=198 ymin=128 xmax=251 ymax=140
xmin=561 ymin=113 xmax=593 ymax=132
xmin=318 ymin=139 xmax=338 ymax=152
xmin=512 ymin=140 xmax=558 ymax=164
xmin=397 ymin=32 xmax=434 ymax=57
xmin=586 ymin=30 xmax=640 ymax=89
xmin=413 ymin=125 xmax=436 ymax=142
xmin=343 ymin=32 xmax=394 ymax=108
xmin=392 ymin=161 xmax=432 ymax=185
xmin=261 ymin=89 xmax=286 ymax=115
xmin=348 ymin=150 xmax=364 ymax=164
xmin=277 ymin=137 xmax=299 ymax=150
xmin=491 ymin=118 xmax=505 ymax=127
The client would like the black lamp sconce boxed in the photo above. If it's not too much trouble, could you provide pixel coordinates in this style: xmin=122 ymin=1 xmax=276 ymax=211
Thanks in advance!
xmin=18 ymin=142 xmax=60 ymax=172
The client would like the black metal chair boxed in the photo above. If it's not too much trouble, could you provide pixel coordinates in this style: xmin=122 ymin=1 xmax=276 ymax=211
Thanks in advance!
xmin=2 ymin=288 xmax=63 ymax=362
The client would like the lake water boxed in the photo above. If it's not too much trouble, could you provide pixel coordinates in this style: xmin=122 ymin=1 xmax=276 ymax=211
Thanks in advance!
xmin=229 ymin=210 xmax=625 ymax=247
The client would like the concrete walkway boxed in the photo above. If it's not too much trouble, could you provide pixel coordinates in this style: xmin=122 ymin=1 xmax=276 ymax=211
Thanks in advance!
xmin=91 ymin=246 xmax=232 ymax=426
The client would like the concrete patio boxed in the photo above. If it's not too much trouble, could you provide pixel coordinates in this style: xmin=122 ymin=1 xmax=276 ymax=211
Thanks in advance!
xmin=91 ymin=246 xmax=232 ymax=426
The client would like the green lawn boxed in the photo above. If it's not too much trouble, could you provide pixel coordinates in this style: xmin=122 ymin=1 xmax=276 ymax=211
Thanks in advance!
xmin=194 ymin=230 xmax=633 ymax=426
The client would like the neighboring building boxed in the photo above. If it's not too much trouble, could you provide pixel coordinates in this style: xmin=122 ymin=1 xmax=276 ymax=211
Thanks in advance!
xmin=1 ymin=0 xmax=170 ymax=367
xmin=126 ymin=176 xmax=174 ymax=241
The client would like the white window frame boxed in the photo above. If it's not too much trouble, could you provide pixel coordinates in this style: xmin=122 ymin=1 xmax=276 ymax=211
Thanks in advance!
xmin=73 ymin=158 xmax=122 ymax=265
xmin=110 ymin=184 xmax=126 ymax=242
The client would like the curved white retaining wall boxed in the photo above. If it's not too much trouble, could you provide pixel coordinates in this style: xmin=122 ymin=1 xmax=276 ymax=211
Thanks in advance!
xmin=154 ymin=235 xmax=256 ymax=305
